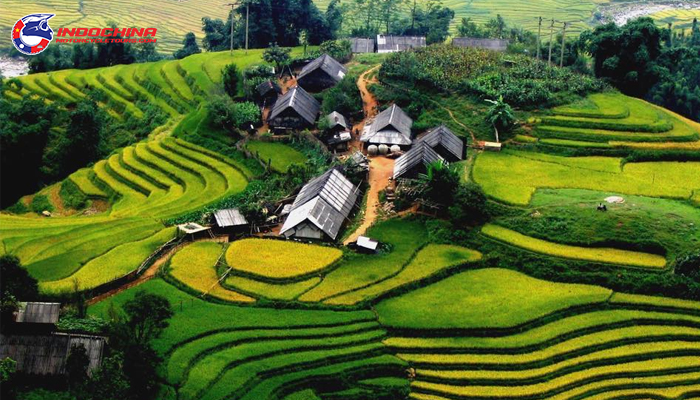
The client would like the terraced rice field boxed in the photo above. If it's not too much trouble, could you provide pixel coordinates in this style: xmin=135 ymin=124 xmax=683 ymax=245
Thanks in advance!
xmin=472 ymin=149 xmax=700 ymax=206
xmin=648 ymin=8 xmax=700 ymax=31
xmin=0 ymin=137 xmax=250 ymax=293
xmin=89 ymin=279 xmax=409 ymax=400
xmin=481 ymin=224 xmax=667 ymax=269
xmin=532 ymin=92 xmax=700 ymax=148
xmin=376 ymin=268 xmax=700 ymax=400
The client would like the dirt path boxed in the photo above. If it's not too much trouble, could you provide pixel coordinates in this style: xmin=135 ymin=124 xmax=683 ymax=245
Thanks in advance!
xmin=87 ymin=237 xmax=228 ymax=305
xmin=344 ymin=65 xmax=393 ymax=245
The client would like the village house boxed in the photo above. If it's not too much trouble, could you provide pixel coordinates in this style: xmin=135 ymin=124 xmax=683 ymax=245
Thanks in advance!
xmin=393 ymin=141 xmax=446 ymax=180
xmin=267 ymin=86 xmax=321 ymax=131
xmin=296 ymin=54 xmax=347 ymax=92
xmin=0 ymin=302 xmax=106 ymax=376
xmin=213 ymin=207 xmax=249 ymax=237
xmin=416 ymin=125 xmax=465 ymax=162
xmin=452 ymin=37 xmax=510 ymax=52
xmin=280 ymin=168 xmax=360 ymax=241
xmin=376 ymin=35 xmax=426 ymax=53
xmin=360 ymin=104 xmax=413 ymax=147
xmin=349 ymin=37 xmax=376 ymax=53
xmin=256 ymin=79 xmax=281 ymax=106
xmin=324 ymin=111 xmax=352 ymax=152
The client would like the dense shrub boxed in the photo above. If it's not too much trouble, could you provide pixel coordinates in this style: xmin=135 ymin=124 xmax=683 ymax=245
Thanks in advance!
xmin=320 ymin=75 xmax=363 ymax=118
xmin=29 ymin=194 xmax=53 ymax=214
xmin=59 ymin=179 xmax=88 ymax=210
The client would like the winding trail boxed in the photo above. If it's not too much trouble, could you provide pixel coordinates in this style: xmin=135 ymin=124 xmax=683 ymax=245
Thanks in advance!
xmin=344 ymin=66 xmax=393 ymax=245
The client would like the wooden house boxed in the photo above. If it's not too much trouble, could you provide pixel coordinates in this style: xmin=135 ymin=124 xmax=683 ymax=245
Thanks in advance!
xmin=296 ymin=54 xmax=347 ymax=92
xmin=393 ymin=141 xmax=446 ymax=180
xmin=376 ymin=35 xmax=426 ymax=53
xmin=256 ymin=80 xmax=281 ymax=105
xmin=267 ymin=86 xmax=321 ymax=131
xmin=350 ymin=38 xmax=375 ymax=53
xmin=324 ymin=111 xmax=352 ymax=152
xmin=452 ymin=37 xmax=509 ymax=52
xmin=280 ymin=168 xmax=360 ymax=241
xmin=360 ymin=104 xmax=413 ymax=147
xmin=213 ymin=208 xmax=249 ymax=236
xmin=417 ymin=125 xmax=465 ymax=162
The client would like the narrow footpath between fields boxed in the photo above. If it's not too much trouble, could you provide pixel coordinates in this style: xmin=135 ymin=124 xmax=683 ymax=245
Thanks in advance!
xmin=344 ymin=65 xmax=394 ymax=245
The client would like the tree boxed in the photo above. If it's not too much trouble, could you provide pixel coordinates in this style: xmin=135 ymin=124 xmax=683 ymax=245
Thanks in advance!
xmin=121 ymin=291 xmax=173 ymax=345
xmin=263 ymin=43 xmax=291 ymax=73
xmin=458 ymin=17 xmax=486 ymax=38
xmin=174 ymin=32 xmax=202 ymax=59
xmin=135 ymin=40 xmax=161 ymax=63
xmin=485 ymin=96 xmax=515 ymax=140
xmin=52 ymin=100 xmax=103 ymax=177
xmin=222 ymin=63 xmax=241 ymax=98
xmin=202 ymin=16 xmax=229 ymax=51
xmin=449 ymin=183 xmax=489 ymax=226
xmin=85 ymin=354 xmax=130 ymax=400
xmin=579 ymin=18 xmax=663 ymax=97
xmin=675 ymin=252 xmax=700 ymax=280
xmin=0 ymin=255 xmax=39 ymax=302
xmin=319 ymin=39 xmax=352 ymax=63
xmin=66 ymin=344 xmax=89 ymax=394
xmin=325 ymin=0 xmax=343 ymax=38
xmin=419 ymin=161 xmax=460 ymax=209
xmin=485 ymin=14 xmax=507 ymax=38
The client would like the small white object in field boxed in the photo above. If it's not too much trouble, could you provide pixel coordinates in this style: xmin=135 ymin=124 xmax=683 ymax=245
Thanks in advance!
xmin=605 ymin=196 xmax=625 ymax=204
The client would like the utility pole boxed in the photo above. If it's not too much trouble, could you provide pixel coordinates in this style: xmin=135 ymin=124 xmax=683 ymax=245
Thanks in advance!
xmin=559 ymin=22 xmax=567 ymax=68
xmin=536 ymin=17 xmax=542 ymax=60
xmin=547 ymin=19 xmax=555 ymax=65
xmin=245 ymin=0 xmax=249 ymax=54
xmin=227 ymin=2 xmax=236 ymax=53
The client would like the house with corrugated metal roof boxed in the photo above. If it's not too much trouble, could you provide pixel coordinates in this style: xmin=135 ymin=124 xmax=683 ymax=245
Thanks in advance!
xmin=267 ymin=86 xmax=321 ymax=131
xmin=417 ymin=125 xmax=465 ymax=162
xmin=213 ymin=208 xmax=249 ymax=236
xmin=280 ymin=168 xmax=360 ymax=241
xmin=360 ymin=104 xmax=413 ymax=147
xmin=350 ymin=38 xmax=376 ymax=53
xmin=296 ymin=54 xmax=347 ymax=92
xmin=376 ymin=35 xmax=426 ymax=53
xmin=393 ymin=141 xmax=446 ymax=180
xmin=452 ymin=37 xmax=509 ymax=52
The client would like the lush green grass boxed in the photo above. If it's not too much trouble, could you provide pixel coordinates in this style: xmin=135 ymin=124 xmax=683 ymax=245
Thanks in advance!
xmin=481 ymin=223 xmax=667 ymax=268
xmin=376 ymin=268 xmax=612 ymax=329
xmin=169 ymin=242 xmax=254 ymax=303
xmin=472 ymin=149 xmax=700 ymax=205
xmin=224 ymin=276 xmax=321 ymax=301
xmin=494 ymin=188 xmax=700 ymax=261
xmin=225 ymin=239 xmax=342 ymax=280
xmin=245 ymin=141 xmax=308 ymax=173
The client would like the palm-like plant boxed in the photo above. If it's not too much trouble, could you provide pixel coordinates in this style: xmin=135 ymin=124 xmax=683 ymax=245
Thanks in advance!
xmin=485 ymin=95 xmax=515 ymax=142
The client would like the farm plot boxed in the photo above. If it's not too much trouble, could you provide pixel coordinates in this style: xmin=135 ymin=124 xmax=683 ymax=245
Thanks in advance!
xmin=376 ymin=268 xmax=700 ymax=400
xmin=533 ymin=92 xmax=700 ymax=147
xmin=472 ymin=149 xmax=700 ymax=205
xmin=245 ymin=141 xmax=308 ymax=173
xmin=481 ymin=224 xmax=667 ymax=269
xmin=88 ymin=279 xmax=408 ymax=400
xmin=225 ymin=239 xmax=342 ymax=280
xmin=0 ymin=138 xmax=249 ymax=293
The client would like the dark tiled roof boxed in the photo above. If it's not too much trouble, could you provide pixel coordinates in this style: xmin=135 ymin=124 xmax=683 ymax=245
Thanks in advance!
xmin=350 ymin=38 xmax=375 ymax=53
xmin=418 ymin=125 xmax=464 ymax=160
xmin=15 ymin=303 xmax=60 ymax=324
xmin=268 ymin=86 xmax=320 ymax=125
xmin=452 ymin=37 xmax=509 ymax=52
xmin=393 ymin=141 xmax=445 ymax=179
xmin=326 ymin=111 xmax=349 ymax=130
xmin=214 ymin=208 xmax=248 ymax=227
xmin=376 ymin=35 xmax=426 ymax=52
xmin=361 ymin=104 xmax=413 ymax=145
xmin=256 ymin=80 xmax=281 ymax=96
xmin=280 ymin=168 xmax=359 ymax=240
xmin=297 ymin=54 xmax=347 ymax=83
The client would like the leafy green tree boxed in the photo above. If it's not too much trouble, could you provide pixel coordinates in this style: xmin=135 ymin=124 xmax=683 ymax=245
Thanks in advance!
xmin=449 ymin=183 xmax=490 ymax=226
xmin=202 ymin=16 xmax=229 ymax=51
xmin=0 ymin=255 xmax=39 ymax=302
xmin=84 ymin=354 xmax=129 ymax=400
xmin=419 ymin=161 xmax=460 ymax=209
xmin=66 ymin=344 xmax=89 ymax=394
xmin=121 ymin=291 xmax=174 ymax=345
xmin=263 ymin=43 xmax=291 ymax=73
xmin=325 ymin=0 xmax=344 ymax=38
xmin=48 ymin=100 xmax=103 ymax=177
xmin=134 ymin=40 xmax=160 ymax=63
xmin=319 ymin=39 xmax=352 ymax=63
xmin=458 ymin=17 xmax=486 ymax=38
xmin=675 ymin=252 xmax=700 ymax=280
xmin=174 ymin=32 xmax=202 ymax=59
xmin=222 ymin=63 xmax=241 ymax=98
xmin=0 ymin=357 xmax=16 ymax=383
xmin=485 ymin=95 xmax=515 ymax=139
xmin=579 ymin=18 xmax=663 ymax=97
xmin=233 ymin=102 xmax=262 ymax=129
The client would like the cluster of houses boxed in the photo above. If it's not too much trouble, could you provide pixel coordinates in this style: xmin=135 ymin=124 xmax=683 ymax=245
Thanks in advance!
xmin=349 ymin=35 xmax=510 ymax=54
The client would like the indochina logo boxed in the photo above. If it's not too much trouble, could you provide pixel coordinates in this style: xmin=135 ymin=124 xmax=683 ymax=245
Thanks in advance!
xmin=12 ymin=14 xmax=55 ymax=55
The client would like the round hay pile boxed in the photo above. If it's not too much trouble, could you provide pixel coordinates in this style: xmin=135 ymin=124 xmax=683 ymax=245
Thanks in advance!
xmin=605 ymin=196 xmax=625 ymax=204
xmin=367 ymin=145 xmax=378 ymax=156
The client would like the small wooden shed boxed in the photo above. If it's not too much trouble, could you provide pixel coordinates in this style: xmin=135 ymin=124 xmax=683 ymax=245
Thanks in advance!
xmin=256 ymin=79 xmax=281 ymax=105
xmin=350 ymin=38 xmax=376 ymax=53
xmin=213 ymin=208 xmax=249 ymax=236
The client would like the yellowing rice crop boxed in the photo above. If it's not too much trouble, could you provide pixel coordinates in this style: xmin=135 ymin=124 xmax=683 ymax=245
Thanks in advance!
xmin=225 ymin=239 xmax=342 ymax=279
xmin=169 ymin=242 xmax=254 ymax=303
xmin=482 ymin=224 xmax=667 ymax=268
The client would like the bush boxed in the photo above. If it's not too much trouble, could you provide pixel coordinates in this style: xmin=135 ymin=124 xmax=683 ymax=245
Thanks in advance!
xmin=59 ymin=179 xmax=88 ymax=210
xmin=222 ymin=63 xmax=240 ymax=98
xmin=675 ymin=252 xmax=700 ymax=280
xmin=320 ymin=75 xmax=362 ymax=118
xmin=319 ymin=39 xmax=352 ymax=63
xmin=449 ymin=183 xmax=490 ymax=226
xmin=29 ymin=194 xmax=53 ymax=214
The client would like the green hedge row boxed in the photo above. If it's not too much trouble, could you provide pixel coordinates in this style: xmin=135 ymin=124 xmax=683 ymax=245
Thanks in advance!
xmin=540 ymin=117 xmax=673 ymax=133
